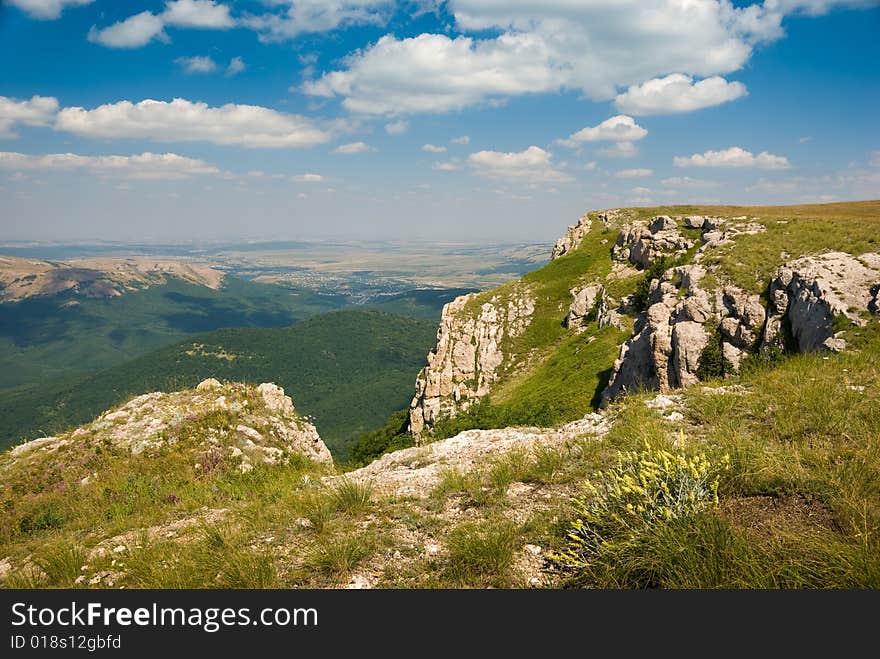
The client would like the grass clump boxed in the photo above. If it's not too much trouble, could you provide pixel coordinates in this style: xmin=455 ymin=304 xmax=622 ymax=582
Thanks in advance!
xmin=304 ymin=532 xmax=374 ymax=576
xmin=331 ymin=479 xmax=373 ymax=513
xmin=444 ymin=519 xmax=520 ymax=587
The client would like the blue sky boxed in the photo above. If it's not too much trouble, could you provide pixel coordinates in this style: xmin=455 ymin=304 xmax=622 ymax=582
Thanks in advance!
xmin=1 ymin=0 xmax=878 ymax=243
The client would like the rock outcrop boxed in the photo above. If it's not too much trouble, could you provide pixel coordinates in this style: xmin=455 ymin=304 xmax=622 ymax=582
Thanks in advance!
xmin=551 ymin=208 xmax=632 ymax=260
xmin=552 ymin=214 xmax=592 ymax=260
xmin=564 ymin=283 xmax=625 ymax=330
xmin=5 ymin=380 xmax=333 ymax=474
xmin=409 ymin=289 xmax=535 ymax=438
xmin=603 ymin=262 xmax=765 ymax=400
xmin=763 ymin=252 xmax=880 ymax=353
xmin=612 ymin=216 xmax=693 ymax=268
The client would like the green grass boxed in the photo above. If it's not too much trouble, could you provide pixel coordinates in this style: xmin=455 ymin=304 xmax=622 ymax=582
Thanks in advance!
xmin=303 ymin=531 xmax=375 ymax=577
xmin=443 ymin=518 xmax=520 ymax=587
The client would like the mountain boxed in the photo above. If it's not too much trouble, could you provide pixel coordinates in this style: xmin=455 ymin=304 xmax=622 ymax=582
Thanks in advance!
xmin=0 ymin=309 xmax=438 ymax=458
xmin=1 ymin=201 xmax=878 ymax=590
xmin=0 ymin=274 xmax=350 ymax=391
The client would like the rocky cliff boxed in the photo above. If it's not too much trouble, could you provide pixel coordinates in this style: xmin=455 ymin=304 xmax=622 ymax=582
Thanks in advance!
xmin=408 ymin=205 xmax=880 ymax=435
xmin=409 ymin=288 xmax=535 ymax=437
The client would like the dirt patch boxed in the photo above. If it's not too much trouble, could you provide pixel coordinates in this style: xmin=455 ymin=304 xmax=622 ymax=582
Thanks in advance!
xmin=719 ymin=495 xmax=837 ymax=539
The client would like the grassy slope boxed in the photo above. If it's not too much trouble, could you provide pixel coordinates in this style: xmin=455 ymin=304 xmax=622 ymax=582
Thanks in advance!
xmin=0 ymin=310 xmax=437 ymax=458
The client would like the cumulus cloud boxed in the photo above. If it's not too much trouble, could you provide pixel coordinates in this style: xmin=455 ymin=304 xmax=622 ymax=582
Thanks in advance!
xmin=88 ymin=11 xmax=168 ymax=49
xmin=0 ymin=151 xmax=219 ymax=179
xmin=468 ymin=146 xmax=571 ymax=183
xmin=615 ymin=168 xmax=653 ymax=178
xmin=7 ymin=0 xmax=92 ymax=20
xmin=674 ymin=146 xmax=791 ymax=169
xmin=89 ymin=1 xmax=234 ymax=49
xmin=303 ymin=32 xmax=564 ymax=114
xmin=244 ymin=0 xmax=392 ymax=42
xmin=433 ymin=161 xmax=459 ymax=171
xmin=163 ymin=0 xmax=235 ymax=28
xmin=226 ymin=56 xmax=246 ymax=76
xmin=660 ymin=176 xmax=720 ymax=188
xmin=422 ymin=144 xmax=447 ymax=153
xmin=0 ymin=95 xmax=59 ymax=139
xmin=55 ymin=98 xmax=331 ymax=148
xmin=451 ymin=136 xmax=470 ymax=145
xmin=385 ymin=120 xmax=408 ymax=135
xmin=300 ymin=1 xmax=875 ymax=115
xmin=614 ymin=74 xmax=747 ymax=115
xmin=333 ymin=141 xmax=375 ymax=154
xmin=292 ymin=173 xmax=325 ymax=182
xmin=175 ymin=56 xmax=218 ymax=74
xmin=598 ymin=142 xmax=638 ymax=159
xmin=559 ymin=116 xmax=648 ymax=147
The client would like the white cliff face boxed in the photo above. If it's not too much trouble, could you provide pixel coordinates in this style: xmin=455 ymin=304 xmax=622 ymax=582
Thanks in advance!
xmin=763 ymin=252 xmax=880 ymax=353
xmin=408 ymin=289 xmax=535 ymax=438
xmin=551 ymin=214 xmax=592 ymax=260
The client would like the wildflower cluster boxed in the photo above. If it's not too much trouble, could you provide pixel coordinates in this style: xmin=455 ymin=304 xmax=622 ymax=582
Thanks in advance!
xmin=554 ymin=444 xmax=728 ymax=568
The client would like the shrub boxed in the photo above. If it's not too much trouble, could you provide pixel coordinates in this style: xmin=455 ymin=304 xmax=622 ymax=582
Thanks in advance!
xmin=553 ymin=445 xmax=728 ymax=569
xmin=348 ymin=410 xmax=413 ymax=466
xmin=696 ymin=330 xmax=734 ymax=381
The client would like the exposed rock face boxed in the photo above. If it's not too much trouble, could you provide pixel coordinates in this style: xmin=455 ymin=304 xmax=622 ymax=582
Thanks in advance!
xmin=564 ymin=283 xmax=625 ymax=331
xmin=343 ymin=413 xmax=610 ymax=499
xmin=763 ymin=252 xmax=880 ymax=353
xmin=613 ymin=216 xmax=693 ymax=268
xmin=5 ymin=380 xmax=333 ymax=473
xmin=551 ymin=208 xmax=632 ymax=260
xmin=603 ymin=264 xmax=764 ymax=400
xmin=409 ymin=289 xmax=535 ymax=438
xmin=564 ymin=284 xmax=602 ymax=329
xmin=551 ymin=214 xmax=591 ymax=260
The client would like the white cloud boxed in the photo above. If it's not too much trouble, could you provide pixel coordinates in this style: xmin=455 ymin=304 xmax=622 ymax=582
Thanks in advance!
xmin=422 ymin=144 xmax=447 ymax=153
xmin=88 ymin=11 xmax=168 ymax=49
xmin=799 ymin=136 xmax=813 ymax=143
xmin=615 ymin=168 xmax=653 ymax=178
xmin=433 ymin=161 xmax=459 ymax=171
xmin=385 ymin=120 xmax=409 ymax=135
xmin=598 ymin=142 xmax=638 ymax=159
xmin=89 ymin=1 xmax=235 ymax=49
xmin=869 ymin=151 xmax=880 ymax=168
xmin=451 ymin=136 xmax=470 ymax=145
xmin=7 ymin=0 xmax=92 ymax=20
xmin=560 ymin=116 xmax=648 ymax=146
xmin=660 ymin=176 xmax=719 ymax=188
xmin=674 ymin=146 xmax=791 ymax=169
xmin=226 ymin=56 xmax=246 ymax=76
xmin=0 ymin=95 xmax=59 ymax=139
xmin=55 ymin=98 xmax=331 ymax=148
xmin=614 ymin=74 xmax=747 ymax=115
xmin=292 ymin=173 xmax=325 ymax=182
xmin=175 ymin=56 xmax=218 ymax=74
xmin=163 ymin=0 xmax=235 ymax=28
xmin=244 ymin=0 xmax=391 ymax=42
xmin=468 ymin=146 xmax=571 ymax=183
xmin=0 ymin=151 xmax=219 ymax=180
xmin=333 ymin=141 xmax=374 ymax=154
xmin=303 ymin=32 xmax=565 ymax=114
xmin=301 ymin=1 xmax=876 ymax=115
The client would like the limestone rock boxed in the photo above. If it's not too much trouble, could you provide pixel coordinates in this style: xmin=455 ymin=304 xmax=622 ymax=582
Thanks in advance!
xmin=603 ymin=264 xmax=765 ymax=401
xmin=551 ymin=214 xmax=591 ymax=260
xmin=196 ymin=378 xmax=221 ymax=391
xmin=409 ymin=288 xmax=535 ymax=438
xmin=684 ymin=216 xmax=706 ymax=229
xmin=762 ymin=252 xmax=880 ymax=353
xmin=564 ymin=284 xmax=602 ymax=329
xmin=613 ymin=216 xmax=693 ymax=268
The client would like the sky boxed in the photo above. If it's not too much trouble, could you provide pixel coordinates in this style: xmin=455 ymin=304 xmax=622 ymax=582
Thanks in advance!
xmin=0 ymin=0 xmax=878 ymax=243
